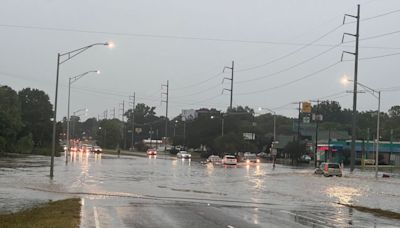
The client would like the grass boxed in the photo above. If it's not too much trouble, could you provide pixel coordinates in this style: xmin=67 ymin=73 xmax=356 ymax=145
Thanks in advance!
xmin=0 ymin=198 xmax=81 ymax=228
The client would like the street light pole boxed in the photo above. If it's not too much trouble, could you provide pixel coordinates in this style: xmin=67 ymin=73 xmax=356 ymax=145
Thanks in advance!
xmin=375 ymin=91 xmax=381 ymax=178
xmin=343 ymin=78 xmax=380 ymax=178
xmin=51 ymin=42 xmax=112 ymax=178
xmin=66 ymin=70 xmax=99 ymax=163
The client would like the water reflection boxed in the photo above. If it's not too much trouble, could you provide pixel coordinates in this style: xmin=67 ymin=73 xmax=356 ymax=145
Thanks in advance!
xmin=326 ymin=186 xmax=361 ymax=205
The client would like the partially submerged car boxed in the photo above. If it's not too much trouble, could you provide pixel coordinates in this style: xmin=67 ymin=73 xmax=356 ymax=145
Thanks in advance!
xmin=314 ymin=162 xmax=342 ymax=177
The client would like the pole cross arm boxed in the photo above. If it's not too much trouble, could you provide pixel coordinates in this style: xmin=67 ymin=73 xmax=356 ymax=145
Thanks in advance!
xmin=341 ymin=51 xmax=356 ymax=61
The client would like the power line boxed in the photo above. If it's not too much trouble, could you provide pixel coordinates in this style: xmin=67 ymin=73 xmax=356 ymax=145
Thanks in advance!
xmin=361 ymin=30 xmax=400 ymax=42
xmin=359 ymin=51 xmax=400 ymax=60
xmin=236 ymin=24 xmax=343 ymax=73
xmin=237 ymin=61 xmax=341 ymax=96
xmin=0 ymin=23 xmax=343 ymax=47
xmin=172 ymin=72 xmax=223 ymax=90
xmin=362 ymin=8 xmax=400 ymax=22
xmin=236 ymin=43 xmax=341 ymax=84
xmin=170 ymin=83 xmax=221 ymax=99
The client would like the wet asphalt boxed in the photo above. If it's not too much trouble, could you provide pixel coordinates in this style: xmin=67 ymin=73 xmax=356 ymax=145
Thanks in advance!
xmin=1 ymin=152 xmax=400 ymax=228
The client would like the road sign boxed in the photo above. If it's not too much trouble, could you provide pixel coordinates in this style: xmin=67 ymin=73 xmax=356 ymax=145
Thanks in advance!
xmin=302 ymin=102 xmax=312 ymax=113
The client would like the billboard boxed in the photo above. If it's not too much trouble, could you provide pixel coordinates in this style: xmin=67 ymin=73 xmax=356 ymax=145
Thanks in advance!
xmin=181 ymin=109 xmax=198 ymax=121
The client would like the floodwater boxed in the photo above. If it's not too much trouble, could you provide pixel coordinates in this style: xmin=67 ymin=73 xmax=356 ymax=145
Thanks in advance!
xmin=1 ymin=152 xmax=400 ymax=227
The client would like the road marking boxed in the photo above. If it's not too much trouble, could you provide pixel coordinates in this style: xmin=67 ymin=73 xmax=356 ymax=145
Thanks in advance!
xmin=93 ymin=206 xmax=100 ymax=228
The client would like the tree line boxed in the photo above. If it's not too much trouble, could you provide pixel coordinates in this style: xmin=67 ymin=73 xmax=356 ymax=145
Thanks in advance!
xmin=0 ymin=86 xmax=55 ymax=155
xmin=2 ymin=84 xmax=400 ymax=158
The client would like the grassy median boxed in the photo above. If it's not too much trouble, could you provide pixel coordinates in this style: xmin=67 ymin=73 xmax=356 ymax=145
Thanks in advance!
xmin=0 ymin=198 xmax=81 ymax=228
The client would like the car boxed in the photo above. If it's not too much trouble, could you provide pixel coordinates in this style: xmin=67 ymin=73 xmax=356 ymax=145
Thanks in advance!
xmin=222 ymin=155 xmax=237 ymax=165
xmin=314 ymin=162 xmax=342 ymax=177
xmin=207 ymin=155 xmax=222 ymax=164
xmin=243 ymin=153 xmax=259 ymax=163
xmin=299 ymin=154 xmax=312 ymax=163
xmin=177 ymin=151 xmax=191 ymax=159
xmin=257 ymin=152 xmax=268 ymax=158
xmin=147 ymin=148 xmax=157 ymax=155
xmin=92 ymin=146 xmax=102 ymax=154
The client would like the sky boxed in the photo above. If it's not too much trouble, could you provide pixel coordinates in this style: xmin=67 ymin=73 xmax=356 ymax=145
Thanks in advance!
xmin=1 ymin=0 xmax=400 ymax=121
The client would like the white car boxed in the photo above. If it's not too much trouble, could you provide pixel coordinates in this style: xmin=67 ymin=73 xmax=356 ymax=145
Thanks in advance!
xmin=243 ymin=153 xmax=260 ymax=163
xmin=207 ymin=155 xmax=222 ymax=164
xmin=92 ymin=146 xmax=102 ymax=154
xmin=177 ymin=151 xmax=191 ymax=159
xmin=222 ymin=155 xmax=237 ymax=165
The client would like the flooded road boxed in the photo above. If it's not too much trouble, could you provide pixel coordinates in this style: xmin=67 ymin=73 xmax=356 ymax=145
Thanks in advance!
xmin=1 ymin=152 xmax=400 ymax=227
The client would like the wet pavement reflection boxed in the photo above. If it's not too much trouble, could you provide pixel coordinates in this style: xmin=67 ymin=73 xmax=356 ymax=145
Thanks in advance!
xmin=1 ymin=152 xmax=400 ymax=227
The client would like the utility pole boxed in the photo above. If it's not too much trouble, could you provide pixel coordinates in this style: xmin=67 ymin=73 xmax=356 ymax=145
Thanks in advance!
xmin=129 ymin=93 xmax=136 ymax=151
xmin=296 ymin=102 xmax=301 ymax=165
xmin=161 ymin=80 xmax=169 ymax=152
xmin=111 ymin=107 xmax=116 ymax=119
xmin=342 ymin=4 xmax=360 ymax=172
xmin=223 ymin=61 xmax=234 ymax=110
xmin=119 ymin=100 xmax=125 ymax=149
xmin=314 ymin=100 xmax=320 ymax=168
xmin=104 ymin=109 xmax=108 ymax=119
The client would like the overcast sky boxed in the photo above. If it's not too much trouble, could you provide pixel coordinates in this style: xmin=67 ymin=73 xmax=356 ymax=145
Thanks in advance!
xmin=1 ymin=0 xmax=400 ymax=121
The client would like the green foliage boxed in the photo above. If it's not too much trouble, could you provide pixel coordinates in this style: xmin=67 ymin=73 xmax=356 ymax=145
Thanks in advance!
xmin=284 ymin=140 xmax=306 ymax=163
xmin=97 ymin=119 xmax=123 ymax=149
xmin=15 ymin=134 xmax=34 ymax=154
xmin=0 ymin=86 xmax=23 ymax=153
xmin=213 ymin=133 xmax=244 ymax=155
xmin=18 ymin=88 xmax=53 ymax=147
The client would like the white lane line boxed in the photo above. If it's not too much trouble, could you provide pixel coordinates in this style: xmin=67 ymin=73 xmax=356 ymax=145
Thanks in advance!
xmin=93 ymin=206 xmax=100 ymax=228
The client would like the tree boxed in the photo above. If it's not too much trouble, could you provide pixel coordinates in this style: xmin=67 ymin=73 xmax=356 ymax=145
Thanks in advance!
xmin=18 ymin=88 xmax=53 ymax=148
xmin=0 ymin=86 xmax=23 ymax=153
xmin=96 ymin=119 xmax=122 ymax=149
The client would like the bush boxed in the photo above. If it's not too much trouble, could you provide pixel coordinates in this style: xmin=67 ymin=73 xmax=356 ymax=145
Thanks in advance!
xmin=15 ymin=134 xmax=34 ymax=154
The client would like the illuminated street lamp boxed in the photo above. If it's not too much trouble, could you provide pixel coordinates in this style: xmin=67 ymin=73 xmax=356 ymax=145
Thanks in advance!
xmin=66 ymin=70 xmax=100 ymax=162
xmin=211 ymin=115 xmax=224 ymax=136
xmin=51 ymin=41 xmax=113 ymax=178
xmin=342 ymin=76 xmax=381 ymax=178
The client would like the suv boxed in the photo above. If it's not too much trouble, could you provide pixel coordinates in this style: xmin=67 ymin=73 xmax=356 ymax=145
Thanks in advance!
xmin=315 ymin=162 xmax=342 ymax=177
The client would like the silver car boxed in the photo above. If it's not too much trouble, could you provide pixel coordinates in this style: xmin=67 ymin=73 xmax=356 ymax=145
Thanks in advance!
xmin=315 ymin=162 xmax=342 ymax=177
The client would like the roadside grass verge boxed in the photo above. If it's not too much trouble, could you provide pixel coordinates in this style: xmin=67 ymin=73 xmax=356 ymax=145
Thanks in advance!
xmin=0 ymin=198 xmax=81 ymax=228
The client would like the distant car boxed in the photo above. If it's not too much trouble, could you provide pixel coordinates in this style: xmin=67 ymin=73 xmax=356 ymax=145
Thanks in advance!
xmin=243 ymin=153 xmax=259 ymax=163
xmin=177 ymin=151 xmax=191 ymax=159
xmin=257 ymin=152 xmax=268 ymax=158
xmin=207 ymin=155 xmax=222 ymax=164
xmin=147 ymin=148 xmax=157 ymax=155
xmin=314 ymin=162 xmax=342 ymax=177
xmin=222 ymin=155 xmax=237 ymax=165
xmin=92 ymin=146 xmax=102 ymax=154
xmin=299 ymin=155 xmax=312 ymax=163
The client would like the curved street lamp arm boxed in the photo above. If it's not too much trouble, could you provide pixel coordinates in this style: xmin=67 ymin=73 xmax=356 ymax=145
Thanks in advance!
xmin=59 ymin=42 xmax=108 ymax=65
xmin=70 ymin=70 xmax=99 ymax=84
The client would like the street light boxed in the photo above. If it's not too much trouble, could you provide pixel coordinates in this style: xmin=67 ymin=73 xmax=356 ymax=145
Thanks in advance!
xmin=342 ymin=76 xmax=381 ymax=178
xmin=66 ymin=70 xmax=99 ymax=161
xmin=257 ymin=107 xmax=277 ymax=144
xmin=51 ymin=41 xmax=112 ymax=178
xmin=211 ymin=115 xmax=225 ymax=136
xmin=71 ymin=108 xmax=88 ymax=140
